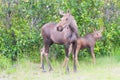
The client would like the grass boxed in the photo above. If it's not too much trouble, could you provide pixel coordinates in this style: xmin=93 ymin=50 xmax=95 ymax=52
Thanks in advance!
xmin=0 ymin=48 xmax=120 ymax=80
xmin=0 ymin=55 xmax=120 ymax=80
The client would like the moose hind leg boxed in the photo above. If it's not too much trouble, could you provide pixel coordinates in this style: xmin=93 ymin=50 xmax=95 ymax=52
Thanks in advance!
xmin=42 ymin=40 xmax=53 ymax=72
xmin=40 ymin=47 xmax=45 ymax=68
xmin=41 ymin=55 xmax=46 ymax=72
xmin=44 ymin=39 xmax=53 ymax=71
xmin=40 ymin=53 xmax=44 ymax=68
xmin=45 ymin=52 xmax=53 ymax=71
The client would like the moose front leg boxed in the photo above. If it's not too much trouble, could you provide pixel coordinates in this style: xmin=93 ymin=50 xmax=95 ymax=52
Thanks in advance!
xmin=90 ymin=47 xmax=96 ymax=64
xmin=64 ymin=44 xmax=71 ymax=73
xmin=72 ymin=42 xmax=77 ymax=72
xmin=62 ymin=44 xmax=72 ymax=67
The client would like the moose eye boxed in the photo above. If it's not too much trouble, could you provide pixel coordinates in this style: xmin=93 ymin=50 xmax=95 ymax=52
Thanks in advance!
xmin=66 ymin=18 xmax=68 ymax=21
xmin=96 ymin=33 xmax=99 ymax=36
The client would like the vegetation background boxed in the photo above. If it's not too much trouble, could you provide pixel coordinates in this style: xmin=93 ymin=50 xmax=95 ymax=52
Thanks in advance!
xmin=0 ymin=0 xmax=120 ymax=79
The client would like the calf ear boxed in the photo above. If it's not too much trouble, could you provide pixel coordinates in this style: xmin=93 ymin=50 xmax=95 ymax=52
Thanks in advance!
xmin=100 ymin=27 xmax=104 ymax=32
xmin=59 ymin=9 xmax=65 ymax=16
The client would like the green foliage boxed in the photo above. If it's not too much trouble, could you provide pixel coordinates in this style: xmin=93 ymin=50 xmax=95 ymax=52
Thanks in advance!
xmin=0 ymin=0 xmax=120 ymax=62
xmin=0 ymin=54 xmax=11 ymax=71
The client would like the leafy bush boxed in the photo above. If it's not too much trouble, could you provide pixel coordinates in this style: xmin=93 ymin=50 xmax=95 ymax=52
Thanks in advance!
xmin=0 ymin=54 xmax=11 ymax=71
xmin=0 ymin=0 xmax=120 ymax=61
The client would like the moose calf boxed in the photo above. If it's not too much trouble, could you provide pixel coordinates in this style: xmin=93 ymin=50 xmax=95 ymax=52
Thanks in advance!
xmin=63 ymin=28 xmax=103 ymax=67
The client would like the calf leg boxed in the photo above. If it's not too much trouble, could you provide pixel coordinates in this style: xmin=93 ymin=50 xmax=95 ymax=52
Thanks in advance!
xmin=75 ymin=45 xmax=80 ymax=66
xmin=62 ymin=57 xmax=67 ymax=68
xmin=90 ymin=47 xmax=96 ymax=64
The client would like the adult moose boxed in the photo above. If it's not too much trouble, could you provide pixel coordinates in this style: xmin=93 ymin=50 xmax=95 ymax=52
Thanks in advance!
xmin=41 ymin=10 xmax=78 ymax=72
xmin=62 ymin=28 xmax=104 ymax=67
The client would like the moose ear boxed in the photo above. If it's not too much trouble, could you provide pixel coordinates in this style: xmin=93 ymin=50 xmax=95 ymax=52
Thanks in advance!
xmin=59 ymin=9 xmax=65 ymax=16
xmin=93 ymin=28 xmax=96 ymax=32
xmin=67 ymin=9 xmax=70 ymax=14
xmin=100 ymin=27 xmax=105 ymax=32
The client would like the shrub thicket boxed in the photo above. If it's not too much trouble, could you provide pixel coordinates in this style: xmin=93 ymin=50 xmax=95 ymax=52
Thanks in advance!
xmin=0 ymin=0 xmax=120 ymax=61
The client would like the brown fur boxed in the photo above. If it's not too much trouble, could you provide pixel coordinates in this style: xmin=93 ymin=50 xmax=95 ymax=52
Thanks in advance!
xmin=62 ymin=28 xmax=103 ymax=67
xmin=41 ymin=10 xmax=78 ymax=72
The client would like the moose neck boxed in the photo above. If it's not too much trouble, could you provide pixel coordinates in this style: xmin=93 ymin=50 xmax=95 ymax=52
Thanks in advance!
xmin=69 ymin=16 xmax=78 ymax=37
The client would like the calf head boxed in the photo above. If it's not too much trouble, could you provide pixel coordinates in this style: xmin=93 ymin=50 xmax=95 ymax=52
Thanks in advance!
xmin=93 ymin=27 xmax=104 ymax=40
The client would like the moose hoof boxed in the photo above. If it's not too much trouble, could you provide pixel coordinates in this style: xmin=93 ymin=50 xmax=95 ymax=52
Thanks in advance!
xmin=73 ymin=69 xmax=77 ymax=73
xmin=73 ymin=67 xmax=77 ymax=73
xmin=66 ymin=68 xmax=70 ymax=73
xmin=42 ymin=70 xmax=47 ymax=72
xmin=49 ymin=68 xmax=53 ymax=72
